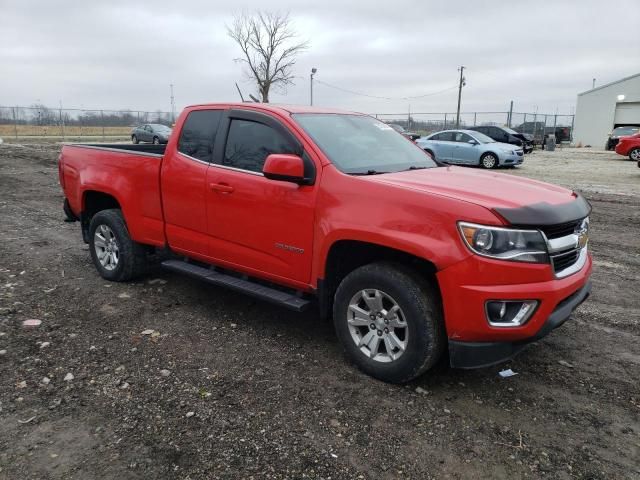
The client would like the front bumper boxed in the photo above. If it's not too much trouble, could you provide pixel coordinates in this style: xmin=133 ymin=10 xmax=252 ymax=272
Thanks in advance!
xmin=448 ymin=280 xmax=591 ymax=368
xmin=499 ymin=151 xmax=524 ymax=166
xmin=437 ymin=251 xmax=592 ymax=368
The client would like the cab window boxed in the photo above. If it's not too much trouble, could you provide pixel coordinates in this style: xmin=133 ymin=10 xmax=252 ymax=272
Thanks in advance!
xmin=223 ymin=119 xmax=297 ymax=173
xmin=177 ymin=110 xmax=223 ymax=163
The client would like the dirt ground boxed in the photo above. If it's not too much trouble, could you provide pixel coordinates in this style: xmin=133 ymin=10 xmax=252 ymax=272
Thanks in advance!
xmin=0 ymin=144 xmax=638 ymax=479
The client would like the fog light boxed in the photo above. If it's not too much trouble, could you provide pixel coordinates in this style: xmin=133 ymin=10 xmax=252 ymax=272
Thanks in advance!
xmin=485 ymin=300 xmax=538 ymax=327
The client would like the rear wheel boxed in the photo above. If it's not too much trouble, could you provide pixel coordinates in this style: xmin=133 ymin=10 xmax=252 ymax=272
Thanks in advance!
xmin=480 ymin=153 xmax=498 ymax=169
xmin=152 ymin=136 xmax=160 ymax=145
xmin=629 ymin=148 xmax=640 ymax=161
xmin=89 ymin=209 xmax=148 ymax=282
xmin=132 ymin=135 xmax=138 ymax=144
xmin=333 ymin=262 xmax=445 ymax=383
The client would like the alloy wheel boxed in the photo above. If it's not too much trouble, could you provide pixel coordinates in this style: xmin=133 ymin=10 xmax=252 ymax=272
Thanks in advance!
xmin=347 ymin=289 xmax=409 ymax=363
xmin=94 ymin=224 xmax=119 ymax=271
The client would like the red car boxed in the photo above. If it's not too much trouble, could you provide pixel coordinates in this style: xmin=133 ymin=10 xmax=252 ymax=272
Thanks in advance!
xmin=58 ymin=103 xmax=592 ymax=383
xmin=615 ymin=133 xmax=640 ymax=164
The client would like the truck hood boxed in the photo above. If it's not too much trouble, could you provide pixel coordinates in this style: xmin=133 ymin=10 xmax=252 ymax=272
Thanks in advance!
xmin=365 ymin=166 xmax=584 ymax=223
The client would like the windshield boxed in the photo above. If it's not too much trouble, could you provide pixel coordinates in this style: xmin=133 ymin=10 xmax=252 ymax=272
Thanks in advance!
xmin=469 ymin=131 xmax=495 ymax=143
xmin=503 ymin=127 xmax=518 ymax=134
xmin=389 ymin=124 xmax=406 ymax=133
xmin=613 ymin=127 xmax=639 ymax=136
xmin=293 ymin=114 xmax=438 ymax=174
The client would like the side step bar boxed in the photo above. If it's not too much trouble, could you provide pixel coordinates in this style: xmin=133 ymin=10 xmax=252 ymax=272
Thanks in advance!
xmin=161 ymin=260 xmax=310 ymax=312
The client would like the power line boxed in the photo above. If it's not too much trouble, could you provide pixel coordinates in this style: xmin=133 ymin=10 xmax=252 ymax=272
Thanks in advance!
xmin=314 ymin=79 xmax=458 ymax=101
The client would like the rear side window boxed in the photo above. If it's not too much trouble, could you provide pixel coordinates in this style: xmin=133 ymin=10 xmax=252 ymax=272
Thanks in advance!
xmin=223 ymin=119 xmax=296 ymax=173
xmin=178 ymin=110 xmax=223 ymax=163
xmin=432 ymin=131 xmax=454 ymax=141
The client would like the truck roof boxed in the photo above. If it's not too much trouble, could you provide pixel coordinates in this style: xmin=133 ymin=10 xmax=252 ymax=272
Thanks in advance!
xmin=184 ymin=102 xmax=362 ymax=116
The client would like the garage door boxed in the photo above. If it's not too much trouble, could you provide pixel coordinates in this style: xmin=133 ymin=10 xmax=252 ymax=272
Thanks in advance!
xmin=614 ymin=102 xmax=640 ymax=126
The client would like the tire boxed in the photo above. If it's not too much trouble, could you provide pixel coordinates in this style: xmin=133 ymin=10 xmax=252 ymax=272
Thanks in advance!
xmin=132 ymin=135 xmax=139 ymax=144
xmin=333 ymin=262 xmax=445 ymax=383
xmin=88 ymin=209 xmax=148 ymax=282
xmin=480 ymin=152 xmax=498 ymax=169
xmin=152 ymin=136 xmax=160 ymax=145
xmin=629 ymin=148 xmax=640 ymax=161
xmin=424 ymin=149 xmax=435 ymax=161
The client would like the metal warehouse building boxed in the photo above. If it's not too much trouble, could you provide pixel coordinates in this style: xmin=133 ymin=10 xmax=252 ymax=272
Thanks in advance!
xmin=572 ymin=72 xmax=640 ymax=149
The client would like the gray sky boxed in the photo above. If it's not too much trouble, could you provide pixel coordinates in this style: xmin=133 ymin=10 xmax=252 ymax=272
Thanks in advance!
xmin=1 ymin=0 xmax=639 ymax=116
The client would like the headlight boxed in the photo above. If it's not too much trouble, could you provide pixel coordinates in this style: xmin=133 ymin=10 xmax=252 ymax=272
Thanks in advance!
xmin=458 ymin=222 xmax=549 ymax=263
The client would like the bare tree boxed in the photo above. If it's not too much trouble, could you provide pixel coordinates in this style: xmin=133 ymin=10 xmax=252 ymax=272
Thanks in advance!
xmin=227 ymin=12 xmax=308 ymax=103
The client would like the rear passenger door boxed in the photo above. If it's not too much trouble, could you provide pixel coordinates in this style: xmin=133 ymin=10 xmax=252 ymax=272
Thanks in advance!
xmin=161 ymin=109 xmax=223 ymax=259
xmin=205 ymin=109 xmax=317 ymax=285
xmin=431 ymin=132 xmax=455 ymax=162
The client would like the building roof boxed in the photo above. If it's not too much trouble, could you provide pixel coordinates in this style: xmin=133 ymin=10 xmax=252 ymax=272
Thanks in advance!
xmin=578 ymin=72 xmax=640 ymax=96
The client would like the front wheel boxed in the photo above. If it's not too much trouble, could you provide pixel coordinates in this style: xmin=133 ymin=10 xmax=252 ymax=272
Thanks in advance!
xmin=132 ymin=135 xmax=139 ymax=144
xmin=152 ymin=136 xmax=160 ymax=145
xmin=89 ymin=209 xmax=148 ymax=281
xmin=480 ymin=153 xmax=498 ymax=169
xmin=333 ymin=262 xmax=445 ymax=383
xmin=629 ymin=148 xmax=640 ymax=161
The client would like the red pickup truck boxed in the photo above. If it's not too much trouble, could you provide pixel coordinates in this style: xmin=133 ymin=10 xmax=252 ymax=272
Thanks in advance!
xmin=59 ymin=103 xmax=592 ymax=383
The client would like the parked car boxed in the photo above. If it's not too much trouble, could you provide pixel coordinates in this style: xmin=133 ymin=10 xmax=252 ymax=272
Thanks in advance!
xmin=59 ymin=103 xmax=591 ymax=383
xmin=468 ymin=125 xmax=533 ymax=153
xmin=131 ymin=124 xmax=172 ymax=144
xmin=606 ymin=126 xmax=640 ymax=150
xmin=388 ymin=123 xmax=421 ymax=141
xmin=614 ymin=133 xmax=640 ymax=161
xmin=416 ymin=129 xmax=524 ymax=168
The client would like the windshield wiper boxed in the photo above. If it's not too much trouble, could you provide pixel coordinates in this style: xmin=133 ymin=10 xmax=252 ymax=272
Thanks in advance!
xmin=406 ymin=165 xmax=427 ymax=171
xmin=349 ymin=169 xmax=389 ymax=176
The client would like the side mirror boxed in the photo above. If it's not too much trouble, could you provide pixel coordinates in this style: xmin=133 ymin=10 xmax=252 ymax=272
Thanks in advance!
xmin=467 ymin=139 xmax=478 ymax=145
xmin=263 ymin=154 xmax=307 ymax=184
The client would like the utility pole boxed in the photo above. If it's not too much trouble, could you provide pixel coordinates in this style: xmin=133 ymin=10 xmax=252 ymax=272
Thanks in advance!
xmin=592 ymin=78 xmax=596 ymax=89
xmin=169 ymin=83 xmax=176 ymax=123
xmin=507 ymin=100 xmax=514 ymax=127
xmin=310 ymin=68 xmax=317 ymax=106
xmin=455 ymin=66 xmax=465 ymax=128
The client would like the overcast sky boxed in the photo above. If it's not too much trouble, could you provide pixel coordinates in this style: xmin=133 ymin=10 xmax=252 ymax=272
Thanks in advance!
xmin=2 ymin=0 xmax=639 ymax=117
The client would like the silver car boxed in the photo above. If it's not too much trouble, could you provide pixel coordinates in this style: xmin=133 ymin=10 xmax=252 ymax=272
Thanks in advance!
xmin=416 ymin=129 xmax=524 ymax=169
xmin=131 ymin=123 xmax=172 ymax=144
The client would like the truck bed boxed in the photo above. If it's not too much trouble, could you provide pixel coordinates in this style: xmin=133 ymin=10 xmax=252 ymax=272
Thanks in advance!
xmin=59 ymin=143 xmax=167 ymax=247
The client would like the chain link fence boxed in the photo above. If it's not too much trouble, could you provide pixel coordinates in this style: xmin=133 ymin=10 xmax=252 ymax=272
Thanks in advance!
xmin=0 ymin=105 xmax=574 ymax=145
xmin=0 ymin=106 xmax=174 ymax=142
xmin=373 ymin=111 xmax=575 ymax=145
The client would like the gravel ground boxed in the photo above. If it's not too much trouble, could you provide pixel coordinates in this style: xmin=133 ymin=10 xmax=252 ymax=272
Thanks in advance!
xmin=0 ymin=144 xmax=638 ymax=479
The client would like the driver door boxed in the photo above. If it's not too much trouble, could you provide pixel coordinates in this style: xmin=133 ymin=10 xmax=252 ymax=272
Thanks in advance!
xmin=205 ymin=110 xmax=318 ymax=285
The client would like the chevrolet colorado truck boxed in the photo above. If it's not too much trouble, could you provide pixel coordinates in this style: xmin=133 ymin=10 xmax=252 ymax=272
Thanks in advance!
xmin=59 ymin=103 xmax=592 ymax=383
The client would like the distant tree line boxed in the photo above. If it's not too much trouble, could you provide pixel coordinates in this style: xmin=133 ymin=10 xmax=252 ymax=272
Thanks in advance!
xmin=0 ymin=104 xmax=173 ymax=126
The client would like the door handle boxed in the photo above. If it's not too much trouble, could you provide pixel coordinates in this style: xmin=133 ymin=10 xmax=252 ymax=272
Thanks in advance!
xmin=210 ymin=182 xmax=234 ymax=194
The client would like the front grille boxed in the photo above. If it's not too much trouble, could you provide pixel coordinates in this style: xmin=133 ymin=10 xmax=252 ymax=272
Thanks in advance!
xmin=551 ymin=249 xmax=580 ymax=272
xmin=540 ymin=220 xmax=582 ymax=240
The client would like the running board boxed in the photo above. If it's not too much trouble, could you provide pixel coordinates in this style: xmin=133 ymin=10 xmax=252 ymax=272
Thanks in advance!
xmin=161 ymin=260 xmax=310 ymax=312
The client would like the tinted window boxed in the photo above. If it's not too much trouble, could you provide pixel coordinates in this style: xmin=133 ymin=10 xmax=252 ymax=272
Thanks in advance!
xmin=177 ymin=110 xmax=223 ymax=163
xmin=432 ymin=131 xmax=454 ymax=141
xmin=223 ymin=119 xmax=296 ymax=173
xmin=454 ymin=132 xmax=473 ymax=143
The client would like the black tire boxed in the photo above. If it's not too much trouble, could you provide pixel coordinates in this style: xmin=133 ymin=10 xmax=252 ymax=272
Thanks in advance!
xmin=424 ymin=149 xmax=435 ymax=161
xmin=629 ymin=148 xmax=640 ymax=162
xmin=333 ymin=262 xmax=445 ymax=383
xmin=88 ymin=209 xmax=148 ymax=282
xmin=480 ymin=152 xmax=498 ymax=169
xmin=152 ymin=136 xmax=160 ymax=145
xmin=132 ymin=135 xmax=138 ymax=144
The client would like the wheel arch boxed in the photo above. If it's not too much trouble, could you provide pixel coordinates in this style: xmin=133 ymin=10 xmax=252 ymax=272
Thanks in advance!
xmin=318 ymin=239 xmax=439 ymax=320
xmin=80 ymin=190 xmax=123 ymax=243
